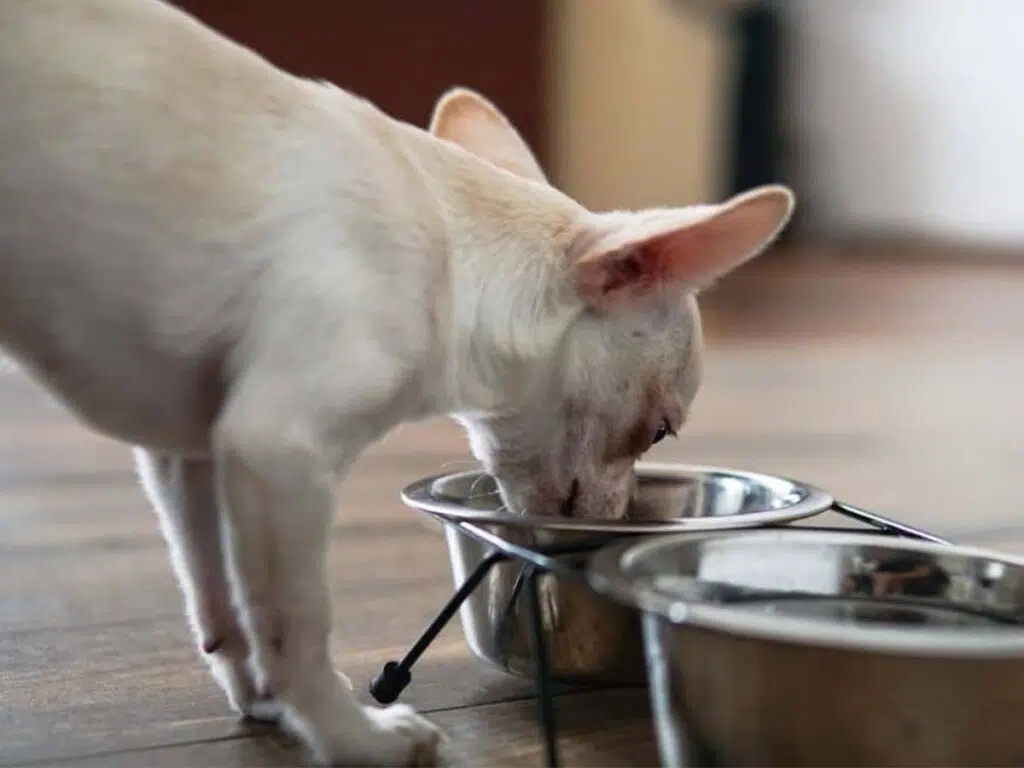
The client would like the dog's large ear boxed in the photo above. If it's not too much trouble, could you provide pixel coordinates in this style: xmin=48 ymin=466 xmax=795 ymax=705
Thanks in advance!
xmin=429 ymin=87 xmax=548 ymax=183
xmin=570 ymin=185 xmax=795 ymax=311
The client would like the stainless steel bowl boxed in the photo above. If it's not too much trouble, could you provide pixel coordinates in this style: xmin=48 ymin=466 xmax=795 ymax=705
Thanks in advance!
xmin=588 ymin=529 xmax=1024 ymax=766
xmin=401 ymin=462 xmax=832 ymax=684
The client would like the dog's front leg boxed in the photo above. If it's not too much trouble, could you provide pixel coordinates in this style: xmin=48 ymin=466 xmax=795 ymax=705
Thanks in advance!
xmin=134 ymin=449 xmax=273 ymax=719
xmin=213 ymin=390 xmax=447 ymax=767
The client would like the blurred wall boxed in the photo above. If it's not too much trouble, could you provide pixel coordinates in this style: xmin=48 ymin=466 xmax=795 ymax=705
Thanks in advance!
xmin=786 ymin=0 xmax=1024 ymax=248
xmin=172 ymin=0 xmax=734 ymax=215
xmin=546 ymin=0 xmax=734 ymax=212
xmin=172 ymin=1 xmax=549 ymax=166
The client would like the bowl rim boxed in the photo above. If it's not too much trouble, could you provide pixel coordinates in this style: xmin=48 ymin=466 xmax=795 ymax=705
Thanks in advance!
xmin=587 ymin=529 xmax=1024 ymax=657
xmin=399 ymin=461 xmax=834 ymax=533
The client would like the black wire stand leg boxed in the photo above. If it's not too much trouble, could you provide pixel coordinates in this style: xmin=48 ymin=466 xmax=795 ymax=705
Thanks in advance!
xmin=831 ymin=500 xmax=951 ymax=545
xmin=526 ymin=570 xmax=561 ymax=768
xmin=370 ymin=550 xmax=505 ymax=704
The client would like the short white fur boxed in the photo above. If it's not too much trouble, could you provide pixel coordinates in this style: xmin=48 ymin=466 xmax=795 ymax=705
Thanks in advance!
xmin=0 ymin=1 xmax=795 ymax=765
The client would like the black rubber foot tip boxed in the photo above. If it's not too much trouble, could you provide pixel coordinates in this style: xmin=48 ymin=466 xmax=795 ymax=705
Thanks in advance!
xmin=369 ymin=661 xmax=411 ymax=704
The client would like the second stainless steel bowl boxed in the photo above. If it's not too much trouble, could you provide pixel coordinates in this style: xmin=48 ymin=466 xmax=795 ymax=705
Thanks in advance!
xmin=401 ymin=462 xmax=833 ymax=684
xmin=588 ymin=529 xmax=1024 ymax=766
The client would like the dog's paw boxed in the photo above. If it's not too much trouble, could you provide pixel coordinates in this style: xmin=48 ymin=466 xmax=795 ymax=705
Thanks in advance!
xmin=310 ymin=704 xmax=450 ymax=767
xmin=366 ymin=704 xmax=448 ymax=767
xmin=207 ymin=652 xmax=265 ymax=718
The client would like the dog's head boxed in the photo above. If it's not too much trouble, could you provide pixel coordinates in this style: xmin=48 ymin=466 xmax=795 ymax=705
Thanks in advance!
xmin=428 ymin=88 xmax=793 ymax=520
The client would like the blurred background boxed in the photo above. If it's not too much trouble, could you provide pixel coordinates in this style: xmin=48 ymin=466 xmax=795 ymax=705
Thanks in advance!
xmin=172 ymin=0 xmax=1024 ymax=252
xmin=4 ymin=4 xmax=1024 ymax=764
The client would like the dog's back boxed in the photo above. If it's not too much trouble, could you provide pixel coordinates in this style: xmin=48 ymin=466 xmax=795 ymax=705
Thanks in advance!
xmin=0 ymin=1 xmax=297 ymax=445
xmin=0 ymin=0 xmax=442 ymax=454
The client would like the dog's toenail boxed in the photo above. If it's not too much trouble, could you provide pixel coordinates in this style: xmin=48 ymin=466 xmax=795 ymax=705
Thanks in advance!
xmin=202 ymin=636 xmax=223 ymax=654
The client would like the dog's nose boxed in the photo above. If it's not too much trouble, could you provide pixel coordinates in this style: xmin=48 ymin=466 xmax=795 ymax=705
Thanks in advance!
xmin=559 ymin=479 xmax=579 ymax=517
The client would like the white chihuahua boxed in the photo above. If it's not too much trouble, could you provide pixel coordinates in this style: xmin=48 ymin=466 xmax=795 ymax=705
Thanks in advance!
xmin=0 ymin=0 xmax=793 ymax=765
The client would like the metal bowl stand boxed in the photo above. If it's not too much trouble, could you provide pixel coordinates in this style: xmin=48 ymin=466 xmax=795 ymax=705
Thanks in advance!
xmin=369 ymin=501 xmax=950 ymax=767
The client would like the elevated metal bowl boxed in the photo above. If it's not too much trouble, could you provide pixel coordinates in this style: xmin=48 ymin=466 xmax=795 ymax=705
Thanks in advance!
xmin=401 ymin=462 xmax=833 ymax=684
xmin=588 ymin=529 xmax=1024 ymax=766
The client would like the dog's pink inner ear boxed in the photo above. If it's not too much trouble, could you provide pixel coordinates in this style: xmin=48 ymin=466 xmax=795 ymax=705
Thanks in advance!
xmin=574 ymin=232 xmax=705 ymax=310
xmin=428 ymin=87 xmax=547 ymax=183
xmin=572 ymin=186 xmax=794 ymax=311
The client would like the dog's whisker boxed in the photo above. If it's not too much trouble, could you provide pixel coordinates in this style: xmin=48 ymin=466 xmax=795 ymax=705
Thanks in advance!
xmin=467 ymin=472 xmax=493 ymax=498
xmin=466 ymin=489 xmax=501 ymax=501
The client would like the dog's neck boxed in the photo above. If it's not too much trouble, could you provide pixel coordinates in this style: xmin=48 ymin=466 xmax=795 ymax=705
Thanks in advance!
xmin=397 ymin=126 xmax=587 ymax=418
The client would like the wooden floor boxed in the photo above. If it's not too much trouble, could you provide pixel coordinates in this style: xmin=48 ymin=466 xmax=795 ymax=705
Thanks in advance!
xmin=2 ymin=246 xmax=1024 ymax=767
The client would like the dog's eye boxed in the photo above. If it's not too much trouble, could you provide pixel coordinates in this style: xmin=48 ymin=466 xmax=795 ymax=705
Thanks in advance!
xmin=651 ymin=419 xmax=673 ymax=445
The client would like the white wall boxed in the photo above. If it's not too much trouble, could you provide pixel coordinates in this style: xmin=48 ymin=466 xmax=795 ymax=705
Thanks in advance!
xmin=785 ymin=0 xmax=1024 ymax=247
